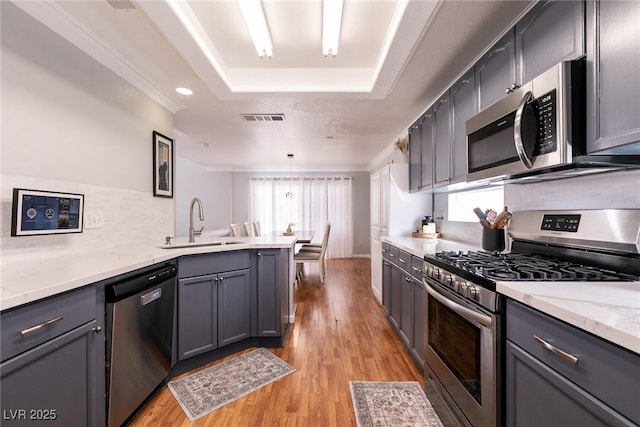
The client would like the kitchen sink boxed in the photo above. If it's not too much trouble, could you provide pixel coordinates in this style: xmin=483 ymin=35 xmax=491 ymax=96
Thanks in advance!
xmin=159 ymin=240 xmax=243 ymax=249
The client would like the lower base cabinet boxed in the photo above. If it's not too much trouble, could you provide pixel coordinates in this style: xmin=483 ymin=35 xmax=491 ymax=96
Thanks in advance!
xmin=0 ymin=288 xmax=101 ymax=427
xmin=506 ymin=299 xmax=640 ymax=426
xmin=177 ymin=251 xmax=251 ymax=361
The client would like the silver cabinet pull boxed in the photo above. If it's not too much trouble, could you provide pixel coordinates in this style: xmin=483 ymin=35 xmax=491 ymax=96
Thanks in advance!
xmin=20 ymin=316 xmax=63 ymax=336
xmin=534 ymin=335 xmax=579 ymax=364
xmin=412 ymin=267 xmax=421 ymax=273
xmin=399 ymin=258 xmax=407 ymax=264
xmin=93 ymin=326 xmax=102 ymax=334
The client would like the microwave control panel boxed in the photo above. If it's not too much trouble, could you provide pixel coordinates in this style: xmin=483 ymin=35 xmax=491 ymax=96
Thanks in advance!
xmin=541 ymin=214 xmax=581 ymax=232
xmin=534 ymin=90 xmax=557 ymax=156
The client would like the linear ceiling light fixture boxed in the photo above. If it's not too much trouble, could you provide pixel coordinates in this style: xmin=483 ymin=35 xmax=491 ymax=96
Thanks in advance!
xmin=322 ymin=0 xmax=344 ymax=57
xmin=238 ymin=0 xmax=273 ymax=58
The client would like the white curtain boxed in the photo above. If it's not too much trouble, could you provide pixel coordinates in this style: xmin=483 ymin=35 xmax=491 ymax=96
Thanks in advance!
xmin=249 ymin=177 xmax=353 ymax=258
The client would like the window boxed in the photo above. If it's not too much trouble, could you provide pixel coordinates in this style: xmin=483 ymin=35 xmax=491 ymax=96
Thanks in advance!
xmin=448 ymin=186 xmax=504 ymax=222
xmin=249 ymin=177 xmax=353 ymax=258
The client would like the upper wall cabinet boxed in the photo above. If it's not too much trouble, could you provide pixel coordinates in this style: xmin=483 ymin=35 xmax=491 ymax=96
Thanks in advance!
xmin=476 ymin=31 xmax=517 ymax=111
xmin=420 ymin=108 xmax=434 ymax=189
xmin=408 ymin=118 xmax=422 ymax=191
xmin=586 ymin=0 xmax=640 ymax=154
xmin=516 ymin=1 xmax=585 ymax=84
xmin=450 ymin=70 xmax=477 ymax=185
xmin=433 ymin=91 xmax=452 ymax=186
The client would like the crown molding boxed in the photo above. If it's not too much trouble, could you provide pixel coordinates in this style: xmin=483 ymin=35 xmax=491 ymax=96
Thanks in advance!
xmin=13 ymin=0 xmax=184 ymax=113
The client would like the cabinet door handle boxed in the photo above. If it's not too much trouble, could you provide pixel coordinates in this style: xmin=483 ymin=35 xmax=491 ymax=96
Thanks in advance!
xmin=399 ymin=258 xmax=407 ymax=264
xmin=20 ymin=316 xmax=63 ymax=337
xmin=405 ymin=277 xmax=412 ymax=282
xmin=533 ymin=335 xmax=579 ymax=364
xmin=412 ymin=267 xmax=422 ymax=273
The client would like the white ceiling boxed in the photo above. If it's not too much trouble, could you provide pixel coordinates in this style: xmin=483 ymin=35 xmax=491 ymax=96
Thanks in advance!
xmin=13 ymin=0 xmax=534 ymax=171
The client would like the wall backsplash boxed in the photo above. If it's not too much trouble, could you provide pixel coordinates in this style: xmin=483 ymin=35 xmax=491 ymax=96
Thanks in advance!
xmin=1 ymin=175 xmax=174 ymax=263
xmin=504 ymin=169 xmax=640 ymax=211
xmin=436 ymin=169 xmax=640 ymax=247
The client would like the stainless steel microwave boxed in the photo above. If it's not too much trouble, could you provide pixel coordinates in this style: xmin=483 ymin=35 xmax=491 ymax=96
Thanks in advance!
xmin=466 ymin=60 xmax=585 ymax=182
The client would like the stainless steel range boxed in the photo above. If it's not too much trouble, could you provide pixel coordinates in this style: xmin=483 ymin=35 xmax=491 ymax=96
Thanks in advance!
xmin=422 ymin=209 xmax=640 ymax=427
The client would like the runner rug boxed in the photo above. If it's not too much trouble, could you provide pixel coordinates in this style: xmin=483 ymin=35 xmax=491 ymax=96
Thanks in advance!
xmin=350 ymin=381 xmax=444 ymax=427
xmin=167 ymin=347 xmax=295 ymax=422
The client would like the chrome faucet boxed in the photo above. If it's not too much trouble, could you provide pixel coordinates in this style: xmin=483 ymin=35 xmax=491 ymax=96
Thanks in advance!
xmin=189 ymin=197 xmax=205 ymax=242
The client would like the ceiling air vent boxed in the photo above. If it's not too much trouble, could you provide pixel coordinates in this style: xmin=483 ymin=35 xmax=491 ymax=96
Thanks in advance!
xmin=241 ymin=114 xmax=285 ymax=122
xmin=106 ymin=0 xmax=136 ymax=10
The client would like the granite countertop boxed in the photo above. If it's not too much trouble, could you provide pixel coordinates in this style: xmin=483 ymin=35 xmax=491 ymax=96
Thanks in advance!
xmin=1 ymin=235 xmax=297 ymax=312
xmin=383 ymin=236 xmax=640 ymax=355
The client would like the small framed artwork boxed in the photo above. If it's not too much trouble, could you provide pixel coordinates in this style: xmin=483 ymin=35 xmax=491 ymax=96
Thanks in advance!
xmin=153 ymin=130 xmax=174 ymax=198
xmin=11 ymin=188 xmax=84 ymax=236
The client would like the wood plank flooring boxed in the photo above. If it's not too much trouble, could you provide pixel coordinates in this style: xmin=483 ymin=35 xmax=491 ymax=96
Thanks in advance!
xmin=131 ymin=258 xmax=423 ymax=426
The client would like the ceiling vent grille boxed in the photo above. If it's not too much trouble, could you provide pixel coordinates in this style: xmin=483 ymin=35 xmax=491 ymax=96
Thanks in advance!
xmin=106 ymin=0 xmax=136 ymax=10
xmin=242 ymin=114 xmax=285 ymax=122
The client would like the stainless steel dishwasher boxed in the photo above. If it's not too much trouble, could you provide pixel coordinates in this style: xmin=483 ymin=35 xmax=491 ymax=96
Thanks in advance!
xmin=105 ymin=263 xmax=176 ymax=427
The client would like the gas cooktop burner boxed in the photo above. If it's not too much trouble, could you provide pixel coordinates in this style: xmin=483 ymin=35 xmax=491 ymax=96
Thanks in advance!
xmin=433 ymin=251 xmax=639 ymax=282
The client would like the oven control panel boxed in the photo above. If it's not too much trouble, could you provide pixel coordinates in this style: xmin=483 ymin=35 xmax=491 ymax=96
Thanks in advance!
xmin=541 ymin=214 xmax=581 ymax=232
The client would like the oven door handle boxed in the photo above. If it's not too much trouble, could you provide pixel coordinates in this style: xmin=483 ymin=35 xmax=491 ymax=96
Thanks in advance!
xmin=425 ymin=283 xmax=493 ymax=329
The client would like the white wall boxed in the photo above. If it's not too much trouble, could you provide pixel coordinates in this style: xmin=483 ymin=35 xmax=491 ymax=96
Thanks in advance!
xmin=1 ymin=2 xmax=174 ymax=261
xmin=174 ymin=157 xmax=233 ymax=237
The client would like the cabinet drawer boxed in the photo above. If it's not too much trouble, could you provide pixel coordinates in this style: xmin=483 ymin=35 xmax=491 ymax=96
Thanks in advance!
xmin=178 ymin=251 xmax=250 ymax=278
xmin=1 ymin=287 xmax=95 ymax=362
xmin=388 ymin=246 xmax=399 ymax=263
xmin=381 ymin=242 xmax=390 ymax=258
xmin=411 ymin=256 xmax=424 ymax=279
xmin=398 ymin=250 xmax=412 ymax=272
xmin=506 ymin=299 xmax=640 ymax=423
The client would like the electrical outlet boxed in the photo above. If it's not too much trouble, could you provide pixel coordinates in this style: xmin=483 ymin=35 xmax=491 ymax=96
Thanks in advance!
xmin=85 ymin=211 xmax=104 ymax=229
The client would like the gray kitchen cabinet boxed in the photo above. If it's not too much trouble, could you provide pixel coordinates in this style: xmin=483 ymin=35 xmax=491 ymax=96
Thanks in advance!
xmin=586 ymin=0 xmax=640 ymax=154
xmin=216 ymin=269 xmax=251 ymax=347
xmin=420 ymin=108 xmax=434 ymax=189
xmin=177 ymin=251 xmax=251 ymax=360
xmin=389 ymin=262 xmax=402 ymax=331
xmin=516 ymin=0 xmax=585 ymax=84
xmin=253 ymin=249 xmax=283 ymax=337
xmin=399 ymin=269 xmax=412 ymax=348
xmin=381 ymin=243 xmax=392 ymax=315
xmin=476 ymin=30 xmax=516 ymax=110
xmin=397 ymin=249 xmax=413 ymax=348
xmin=408 ymin=118 xmax=422 ymax=192
xmin=433 ymin=91 xmax=452 ymax=187
xmin=410 ymin=256 xmax=425 ymax=370
xmin=450 ymin=70 xmax=477 ymax=183
xmin=0 ymin=287 xmax=101 ymax=427
xmin=506 ymin=299 xmax=640 ymax=426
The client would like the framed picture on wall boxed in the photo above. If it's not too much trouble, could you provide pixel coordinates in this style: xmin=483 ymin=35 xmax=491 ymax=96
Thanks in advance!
xmin=153 ymin=130 xmax=174 ymax=198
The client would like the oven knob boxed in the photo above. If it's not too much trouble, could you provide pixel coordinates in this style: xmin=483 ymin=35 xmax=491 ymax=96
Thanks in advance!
xmin=432 ymin=268 xmax=440 ymax=280
xmin=441 ymin=274 xmax=453 ymax=286
xmin=467 ymin=286 xmax=479 ymax=300
xmin=453 ymin=280 xmax=464 ymax=292
xmin=458 ymin=282 xmax=467 ymax=294
xmin=426 ymin=266 xmax=433 ymax=277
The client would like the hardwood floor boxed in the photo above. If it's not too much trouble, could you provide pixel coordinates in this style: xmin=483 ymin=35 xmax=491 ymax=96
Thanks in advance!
xmin=131 ymin=258 xmax=423 ymax=426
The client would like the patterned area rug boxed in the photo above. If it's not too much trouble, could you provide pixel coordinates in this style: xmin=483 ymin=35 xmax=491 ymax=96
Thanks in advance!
xmin=167 ymin=348 xmax=295 ymax=421
xmin=350 ymin=381 xmax=444 ymax=427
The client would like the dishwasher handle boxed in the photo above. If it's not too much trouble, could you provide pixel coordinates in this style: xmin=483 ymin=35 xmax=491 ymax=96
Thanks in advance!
xmin=106 ymin=264 xmax=176 ymax=303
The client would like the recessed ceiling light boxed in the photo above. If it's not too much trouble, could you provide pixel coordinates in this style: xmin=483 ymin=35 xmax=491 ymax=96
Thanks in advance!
xmin=176 ymin=87 xmax=193 ymax=95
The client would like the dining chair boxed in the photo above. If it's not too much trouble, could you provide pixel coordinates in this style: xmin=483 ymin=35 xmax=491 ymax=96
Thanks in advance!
xmin=294 ymin=222 xmax=330 ymax=284
xmin=253 ymin=220 xmax=261 ymax=236
xmin=230 ymin=223 xmax=243 ymax=237
xmin=244 ymin=222 xmax=256 ymax=237
xmin=299 ymin=222 xmax=331 ymax=253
